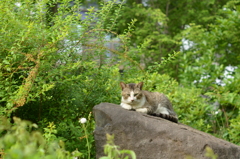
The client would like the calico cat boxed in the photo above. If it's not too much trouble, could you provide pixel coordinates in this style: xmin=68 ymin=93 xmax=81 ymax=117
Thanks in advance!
xmin=120 ymin=82 xmax=178 ymax=123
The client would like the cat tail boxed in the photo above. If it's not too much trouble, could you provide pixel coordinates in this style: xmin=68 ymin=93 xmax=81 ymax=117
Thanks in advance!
xmin=150 ymin=113 xmax=178 ymax=123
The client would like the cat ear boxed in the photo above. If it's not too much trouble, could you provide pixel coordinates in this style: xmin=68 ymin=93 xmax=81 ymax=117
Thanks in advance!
xmin=137 ymin=82 xmax=143 ymax=90
xmin=120 ymin=82 xmax=126 ymax=90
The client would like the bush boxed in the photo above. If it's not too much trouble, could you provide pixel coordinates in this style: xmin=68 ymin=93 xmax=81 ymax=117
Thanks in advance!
xmin=0 ymin=0 xmax=126 ymax=157
xmin=0 ymin=117 xmax=81 ymax=159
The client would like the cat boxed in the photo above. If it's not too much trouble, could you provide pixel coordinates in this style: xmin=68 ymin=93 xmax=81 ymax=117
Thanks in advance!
xmin=120 ymin=82 xmax=178 ymax=123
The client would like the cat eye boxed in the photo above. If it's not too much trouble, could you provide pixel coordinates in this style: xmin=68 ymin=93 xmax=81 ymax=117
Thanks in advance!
xmin=134 ymin=93 xmax=138 ymax=96
xmin=127 ymin=94 xmax=130 ymax=96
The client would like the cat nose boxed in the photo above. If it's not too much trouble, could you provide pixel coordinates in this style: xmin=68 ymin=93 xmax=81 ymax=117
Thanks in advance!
xmin=131 ymin=99 xmax=134 ymax=102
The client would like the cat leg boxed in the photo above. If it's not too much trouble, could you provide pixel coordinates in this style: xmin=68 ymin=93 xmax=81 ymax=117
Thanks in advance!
xmin=120 ymin=103 xmax=132 ymax=110
xmin=155 ymin=105 xmax=170 ymax=115
xmin=136 ymin=108 xmax=148 ymax=113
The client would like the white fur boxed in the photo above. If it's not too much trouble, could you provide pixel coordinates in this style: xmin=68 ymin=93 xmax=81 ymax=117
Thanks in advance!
xmin=155 ymin=104 xmax=169 ymax=115
xmin=133 ymin=96 xmax=146 ymax=109
xmin=130 ymin=91 xmax=134 ymax=101
xmin=120 ymin=103 xmax=132 ymax=110
xmin=136 ymin=108 xmax=148 ymax=113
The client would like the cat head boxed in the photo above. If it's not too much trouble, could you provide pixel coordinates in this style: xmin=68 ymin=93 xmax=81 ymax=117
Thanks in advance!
xmin=120 ymin=82 xmax=144 ymax=104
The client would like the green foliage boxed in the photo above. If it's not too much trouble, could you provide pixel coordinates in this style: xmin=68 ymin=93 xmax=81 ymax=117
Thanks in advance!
xmin=0 ymin=117 xmax=81 ymax=159
xmin=177 ymin=1 xmax=240 ymax=143
xmin=43 ymin=122 xmax=58 ymax=143
xmin=205 ymin=146 xmax=218 ymax=159
xmin=186 ymin=146 xmax=218 ymax=159
xmin=0 ymin=0 xmax=127 ymax=157
xmin=104 ymin=2 xmax=178 ymax=69
xmin=0 ymin=0 xmax=82 ymax=113
xmin=100 ymin=134 xmax=136 ymax=159
xmin=228 ymin=115 xmax=240 ymax=145
xmin=179 ymin=0 xmax=240 ymax=87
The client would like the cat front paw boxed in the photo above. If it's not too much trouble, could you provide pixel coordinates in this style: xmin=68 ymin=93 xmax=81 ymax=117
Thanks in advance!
xmin=120 ymin=103 xmax=132 ymax=110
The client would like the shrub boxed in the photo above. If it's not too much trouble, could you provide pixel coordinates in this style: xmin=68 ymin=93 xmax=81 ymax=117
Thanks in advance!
xmin=0 ymin=117 xmax=81 ymax=159
xmin=0 ymin=0 xmax=126 ymax=157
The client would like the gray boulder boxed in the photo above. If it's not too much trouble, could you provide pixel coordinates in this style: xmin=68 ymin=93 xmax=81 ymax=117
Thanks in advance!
xmin=93 ymin=103 xmax=240 ymax=159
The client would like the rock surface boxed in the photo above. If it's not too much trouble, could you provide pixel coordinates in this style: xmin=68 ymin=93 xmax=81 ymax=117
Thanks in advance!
xmin=93 ymin=103 xmax=240 ymax=159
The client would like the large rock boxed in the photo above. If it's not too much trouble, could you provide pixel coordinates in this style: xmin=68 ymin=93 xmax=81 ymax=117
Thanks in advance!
xmin=93 ymin=103 xmax=240 ymax=159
